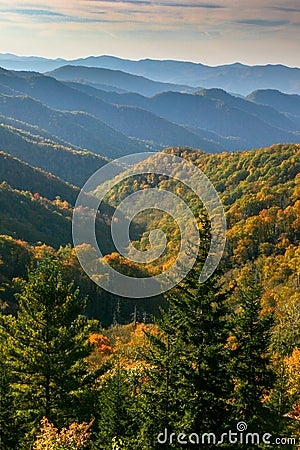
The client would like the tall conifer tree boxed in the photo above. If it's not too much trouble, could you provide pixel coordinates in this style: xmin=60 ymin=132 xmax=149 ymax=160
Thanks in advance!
xmin=138 ymin=219 xmax=232 ymax=448
xmin=228 ymin=277 xmax=274 ymax=432
xmin=0 ymin=257 xmax=98 ymax=446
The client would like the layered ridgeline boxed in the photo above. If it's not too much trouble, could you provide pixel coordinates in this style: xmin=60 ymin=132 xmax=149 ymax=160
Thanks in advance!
xmin=0 ymin=54 xmax=299 ymax=449
xmin=1 ymin=54 xmax=300 ymax=95
xmin=62 ymin=83 xmax=300 ymax=150
xmin=46 ymin=65 xmax=200 ymax=96
xmin=247 ymin=89 xmax=300 ymax=124
xmin=0 ymin=143 xmax=298 ymax=325
xmin=47 ymin=58 xmax=300 ymax=95
xmin=0 ymin=68 xmax=218 ymax=153
xmin=0 ymin=67 xmax=299 ymax=153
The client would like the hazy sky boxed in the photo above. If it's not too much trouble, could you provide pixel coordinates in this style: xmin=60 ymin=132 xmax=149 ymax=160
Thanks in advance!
xmin=0 ymin=0 xmax=299 ymax=66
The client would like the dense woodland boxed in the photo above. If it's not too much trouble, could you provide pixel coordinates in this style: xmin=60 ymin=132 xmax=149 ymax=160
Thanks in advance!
xmin=0 ymin=141 xmax=299 ymax=448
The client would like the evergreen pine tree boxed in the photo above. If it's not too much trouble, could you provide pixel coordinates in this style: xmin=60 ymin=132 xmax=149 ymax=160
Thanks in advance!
xmin=0 ymin=257 xmax=98 ymax=446
xmin=165 ymin=268 xmax=232 ymax=435
xmin=95 ymin=354 xmax=139 ymax=449
xmin=228 ymin=277 xmax=274 ymax=432
xmin=138 ymin=327 xmax=184 ymax=449
xmin=138 ymin=219 xmax=232 ymax=448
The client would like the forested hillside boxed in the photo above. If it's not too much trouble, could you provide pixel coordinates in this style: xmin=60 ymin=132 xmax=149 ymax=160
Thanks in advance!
xmin=96 ymin=145 xmax=299 ymax=305
xmin=0 ymin=182 xmax=73 ymax=247
xmin=0 ymin=143 xmax=298 ymax=326
xmin=0 ymin=151 xmax=80 ymax=203
xmin=0 ymin=124 xmax=115 ymax=186
xmin=2 ymin=0 xmax=300 ymax=442
xmin=0 ymin=143 xmax=299 ymax=449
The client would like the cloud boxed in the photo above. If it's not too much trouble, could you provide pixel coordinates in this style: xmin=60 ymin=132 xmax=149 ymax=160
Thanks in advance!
xmin=270 ymin=6 xmax=300 ymax=13
xmin=84 ymin=0 xmax=152 ymax=4
xmin=237 ymin=19 xmax=290 ymax=27
xmin=160 ymin=2 xmax=224 ymax=8
xmin=0 ymin=7 xmax=111 ymax=23
xmin=84 ymin=0 xmax=224 ymax=7
xmin=11 ymin=9 xmax=66 ymax=17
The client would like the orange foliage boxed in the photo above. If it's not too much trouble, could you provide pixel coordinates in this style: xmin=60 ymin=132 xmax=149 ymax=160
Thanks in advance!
xmin=88 ymin=333 xmax=114 ymax=356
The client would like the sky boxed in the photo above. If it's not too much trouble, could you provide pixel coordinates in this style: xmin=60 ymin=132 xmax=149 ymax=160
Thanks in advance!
xmin=0 ymin=0 xmax=299 ymax=66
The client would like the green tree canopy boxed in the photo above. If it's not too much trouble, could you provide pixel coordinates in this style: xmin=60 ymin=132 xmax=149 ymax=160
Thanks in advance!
xmin=0 ymin=257 xmax=98 ymax=447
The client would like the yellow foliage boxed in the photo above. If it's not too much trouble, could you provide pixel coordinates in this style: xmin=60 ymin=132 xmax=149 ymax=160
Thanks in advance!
xmin=284 ymin=348 xmax=300 ymax=399
xmin=33 ymin=417 xmax=93 ymax=449
xmin=226 ymin=335 xmax=238 ymax=351
xmin=33 ymin=244 xmax=56 ymax=260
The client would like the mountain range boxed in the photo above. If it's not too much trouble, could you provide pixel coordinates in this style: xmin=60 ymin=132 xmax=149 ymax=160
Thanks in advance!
xmin=46 ymin=65 xmax=199 ymax=96
xmin=1 ymin=54 xmax=300 ymax=95
xmin=0 ymin=68 xmax=216 ymax=153
xmin=0 ymin=54 xmax=298 ymax=325
xmin=0 ymin=66 xmax=299 ymax=155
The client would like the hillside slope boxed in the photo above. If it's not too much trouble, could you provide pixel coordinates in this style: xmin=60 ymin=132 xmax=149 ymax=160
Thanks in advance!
xmin=0 ymin=124 xmax=112 ymax=187
xmin=98 ymin=144 xmax=300 ymax=291
xmin=247 ymin=89 xmax=300 ymax=123
xmin=0 ymin=92 xmax=147 ymax=158
xmin=0 ymin=182 xmax=73 ymax=248
xmin=0 ymin=151 xmax=80 ymax=204
xmin=1 ymin=68 xmax=299 ymax=153
xmin=0 ymin=143 xmax=298 ymax=324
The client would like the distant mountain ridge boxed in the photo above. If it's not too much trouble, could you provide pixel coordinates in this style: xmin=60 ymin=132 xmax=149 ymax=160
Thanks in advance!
xmin=247 ymin=89 xmax=300 ymax=120
xmin=0 ymin=69 xmax=224 ymax=152
xmin=0 ymin=66 xmax=299 ymax=156
xmin=46 ymin=65 xmax=200 ymax=96
xmin=0 ymin=54 xmax=300 ymax=95
xmin=62 ymin=83 xmax=299 ymax=143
